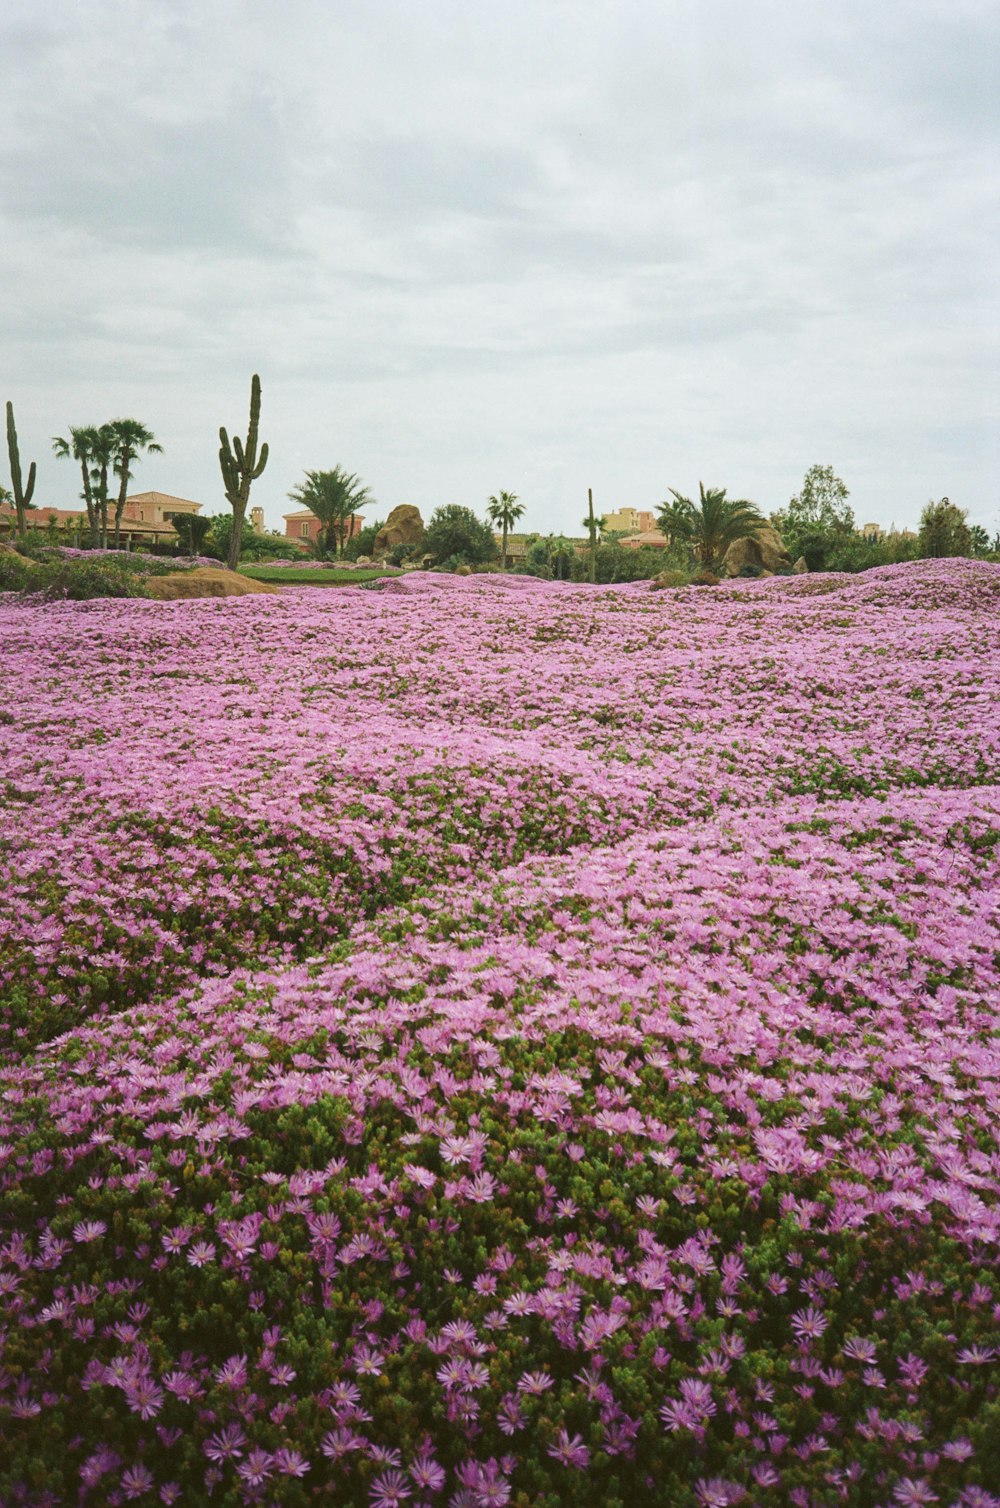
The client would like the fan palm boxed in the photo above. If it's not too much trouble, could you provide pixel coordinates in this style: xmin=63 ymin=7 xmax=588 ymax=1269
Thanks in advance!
xmin=486 ymin=490 xmax=525 ymax=569
xmin=86 ymin=425 xmax=117 ymax=549
xmin=288 ymin=467 xmax=374 ymax=558
xmin=108 ymin=420 xmax=163 ymax=549
xmin=656 ymin=482 xmax=764 ymax=571
xmin=53 ymin=426 xmax=101 ymax=546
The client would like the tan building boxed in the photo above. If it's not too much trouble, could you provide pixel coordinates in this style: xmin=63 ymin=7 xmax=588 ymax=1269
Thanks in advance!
xmin=1 ymin=490 xmax=203 ymax=546
xmin=601 ymin=507 xmax=657 ymax=535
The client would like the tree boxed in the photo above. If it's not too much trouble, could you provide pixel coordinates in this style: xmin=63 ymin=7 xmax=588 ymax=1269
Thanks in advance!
xmin=85 ymin=425 xmax=118 ymax=550
xmin=53 ymin=426 xmax=101 ymax=547
xmin=206 ymin=514 xmax=291 ymax=562
xmin=423 ymin=505 xmax=498 ymax=568
xmin=486 ymin=490 xmax=524 ymax=569
xmin=771 ymin=464 xmax=853 ymax=570
xmin=169 ymin=512 xmax=214 ymax=555
xmin=918 ymin=497 xmax=971 ymax=559
xmin=288 ymin=467 xmax=374 ymax=558
xmin=219 ymin=374 xmax=269 ymax=570
xmin=968 ymin=524 xmax=992 ymax=559
xmin=656 ymin=482 xmax=764 ymax=571
xmin=343 ymin=519 xmax=385 ymax=561
xmin=108 ymin=420 xmax=163 ymax=550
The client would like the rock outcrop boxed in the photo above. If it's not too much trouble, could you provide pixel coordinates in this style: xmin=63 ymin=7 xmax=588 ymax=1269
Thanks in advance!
xmin=145 ymin=569 xmax=278 ymax=601
xmin=373 ymin=506 xmax=424 ymax=558
xmin=792 ymin=556 xmax=808 ymax=574
xmin=722 ymin=526 xmax=792 ymax=578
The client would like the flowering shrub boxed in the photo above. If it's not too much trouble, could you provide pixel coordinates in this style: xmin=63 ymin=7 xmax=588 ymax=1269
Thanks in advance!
xmin=1 ymin=560 xmax=999 ymax=1506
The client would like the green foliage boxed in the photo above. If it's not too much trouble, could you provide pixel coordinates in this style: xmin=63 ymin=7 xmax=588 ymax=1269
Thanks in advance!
xmin=219 ymin=374 xmax=268 ymax=569
xmin=52 ymin=426 xmax=100 ymax=545
xmin=4 ymin=400 xmax=37 ymax=543
xmin=343 ymin=519 xmax=385 ymax=560
xmin=206 ymin=514 xmax=289 ymax=562
xmin=486 ymin=490 xmax=525 ymax=568
xmin=288 ymin=467 xmax=374 ymax=558
xmin=771 ymin=464 xmax=854 ymax=568
xmin=168 ymin=512 xmax=213 ymax=554
xmin=657 ymin=482 xmax=764 ymax=570
xmin=569 ymin=544 xmax=672 ymax=584
xmin=423 ymin=505 xmax=498 ymax=567
xmin=521 ymin=535 xmax=577 ymax=580
xmin=107 ymin=419 xmax=162 ymax=548
xmin=918 ymin=497 xmax=972 ymax=559
xmin=0 ymin=555 xmax=152 ymax=600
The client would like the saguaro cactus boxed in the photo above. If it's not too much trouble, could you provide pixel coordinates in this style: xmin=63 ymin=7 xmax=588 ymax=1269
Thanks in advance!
xmin=219 ymin=375 xmax=268 ymax=569
xmin=5 ymin=402 xmax=36 ymax=544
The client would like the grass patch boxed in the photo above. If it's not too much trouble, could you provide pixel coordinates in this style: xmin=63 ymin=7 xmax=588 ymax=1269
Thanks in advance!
xmin=238 ymin=564 xmax=402 ymax=585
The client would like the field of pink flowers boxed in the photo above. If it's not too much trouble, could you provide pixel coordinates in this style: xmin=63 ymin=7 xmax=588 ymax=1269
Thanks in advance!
xmin=1 ymin=560 xmax=999 ymax=1507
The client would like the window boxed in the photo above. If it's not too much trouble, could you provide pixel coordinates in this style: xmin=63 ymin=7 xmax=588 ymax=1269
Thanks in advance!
xmin=301 ymin=522 xmax=311 ymax=537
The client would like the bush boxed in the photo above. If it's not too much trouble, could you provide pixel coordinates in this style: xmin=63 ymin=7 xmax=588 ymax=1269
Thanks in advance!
xmin=0 ymin=555 xmax=152 ymax=600
xmin=423 ymin=505 xmax=498 ymax=568
xmin=343 ymin=520 xmax=385 ymax=561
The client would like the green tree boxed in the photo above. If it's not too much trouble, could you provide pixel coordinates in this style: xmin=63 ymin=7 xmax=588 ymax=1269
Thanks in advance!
xmin=486 ymin=490 xmax=525 ymax=569
xmin=168 ymin=512 xmax=214 ymax=555
xmin=108 ymin=420 xmax=163 ymax=550
xmin=423 ymin=505 xmax=498 ymax=568
xmin=206 ymin=514 xmax=290 ymax=562
xmin=656 ymin=482 xmax=764 ymax=571
xmin=52 ymin=426 xmax=101 ymax=547
xmin=343 ymin=519 xmax=385 ymax=561
xmin=87 ymin=425 xmax=117 ymax=549
xmin=968 ymin=524 xmax=992 ymax=558
xmin=771 ymin=464 xmax=854 ymax=570
xmin=288 ymin=467 xmax=374 ymax=558
xmin=918 ymin=497 xmax=971 ymax=558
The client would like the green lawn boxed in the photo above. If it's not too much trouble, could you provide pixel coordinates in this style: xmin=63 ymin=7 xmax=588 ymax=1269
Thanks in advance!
xmin=238 ymin=564 xmax=401 ymax=585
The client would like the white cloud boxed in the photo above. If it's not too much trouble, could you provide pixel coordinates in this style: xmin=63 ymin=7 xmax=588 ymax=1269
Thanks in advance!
xmin=2 ymin=0 xmax=998 ymax=535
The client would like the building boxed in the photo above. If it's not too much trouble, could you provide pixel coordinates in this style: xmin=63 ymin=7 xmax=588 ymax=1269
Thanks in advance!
xmin=601 ymin=508 xmax=657 ymax=535
xmin=617 ymin=528 xmax=670 ymax=550
xmin=493 ymin=532 xmax=532 ymax=565
xmin=1 ymin=490 xmax=203 ymax=546
xmin=282 ymin=509 xmax=366 ymax=548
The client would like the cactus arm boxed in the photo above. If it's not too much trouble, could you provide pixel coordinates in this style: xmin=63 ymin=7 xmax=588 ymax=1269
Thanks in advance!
xmin=24 ymin=462 xmax=35 ymax=507
xmin=253 ymin=442 xmax=269 ymax=479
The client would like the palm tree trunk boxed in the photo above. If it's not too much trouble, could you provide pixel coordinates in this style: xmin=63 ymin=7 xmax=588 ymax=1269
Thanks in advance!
xmin=80 ymin=459 xmax=99 ymax=547
xmin=501 ymin=524 xmax=508 ymax=569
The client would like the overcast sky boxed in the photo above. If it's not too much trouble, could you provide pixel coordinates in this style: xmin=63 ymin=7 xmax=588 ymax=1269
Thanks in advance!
xmin=2 ymin=0 xmax=998 ymax=537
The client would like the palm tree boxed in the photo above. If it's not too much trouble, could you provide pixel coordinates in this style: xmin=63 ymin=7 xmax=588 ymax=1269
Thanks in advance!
xmin=84 ymin=425 xmax=117 ymax=549
xmin=53 ymin=426 xmax=101 ymax=547
xmin=288 ymin=467 xmax=374 ymax=558
xmin=108 ymin=420 xmax=163 ymax=549
xmin=656 ymin=482 xmax=764 ymax=571
xmin=486 ymin=490 xmax=525 ymax=569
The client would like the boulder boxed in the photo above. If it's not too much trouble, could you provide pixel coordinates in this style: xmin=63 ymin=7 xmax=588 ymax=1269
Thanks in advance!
xmin=373 ymin=505 xmax=424 ymax=558
xmin=792 ymin=556 xmax=808 ymax=574
xmin=145 ymin=569 xmax=278 ymax=601
xmin=722 ymin=525 xmax=792 ymax=578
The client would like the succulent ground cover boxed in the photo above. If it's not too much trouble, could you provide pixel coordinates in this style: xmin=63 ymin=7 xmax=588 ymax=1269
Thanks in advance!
xmin=1 ymin=560 xmax=999 ymax=1507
